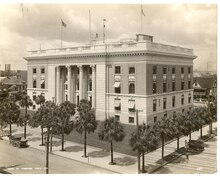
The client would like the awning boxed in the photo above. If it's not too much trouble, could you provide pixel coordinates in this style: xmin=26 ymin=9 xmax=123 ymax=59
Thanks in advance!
xmin=114 ymin=99 xmax=121 ymax=108
xmin=40 ymin=80 xmax=45 ymax=84
xmin=128 ymin=100 xmax=135 ymax=109
xmin=113 ymin=82 xmax=121 ymax=88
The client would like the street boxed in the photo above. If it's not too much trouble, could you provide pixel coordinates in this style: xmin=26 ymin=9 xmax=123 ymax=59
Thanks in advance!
xmin=0 ymin=140 xmax=115 ymax=174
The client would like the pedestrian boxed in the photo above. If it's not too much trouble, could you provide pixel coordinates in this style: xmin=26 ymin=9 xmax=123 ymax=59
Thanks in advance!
xmin=185 ymin=140 xmax=189 ymax=160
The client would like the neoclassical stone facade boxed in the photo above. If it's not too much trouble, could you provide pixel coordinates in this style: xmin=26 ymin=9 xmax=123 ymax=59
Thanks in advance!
xmin=24 ymin=34 xmax=197 ymax=125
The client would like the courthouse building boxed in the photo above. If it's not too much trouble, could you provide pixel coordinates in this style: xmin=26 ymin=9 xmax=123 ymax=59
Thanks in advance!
xmin=24 ymin=34 xmax=196 ymax=125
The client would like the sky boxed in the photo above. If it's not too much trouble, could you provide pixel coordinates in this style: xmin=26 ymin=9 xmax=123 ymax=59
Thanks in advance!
xmin=0 ymin=3 xmax=217 ymax=72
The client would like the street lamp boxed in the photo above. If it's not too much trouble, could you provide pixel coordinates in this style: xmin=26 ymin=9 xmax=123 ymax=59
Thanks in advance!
xmin=136 ymin=109 xmax=143 ymax=174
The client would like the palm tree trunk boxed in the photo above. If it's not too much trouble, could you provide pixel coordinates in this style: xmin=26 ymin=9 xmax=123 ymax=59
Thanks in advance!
xmin=50 ymin=132 xmax=53 ymax=153
xmin=61 ymin=128 xmax=65 ymax=151
xmin=142 ymin=151 xmax=146 ymax=173
xmin=162 ymin=136 xmax=164 ymax=160
xmin=24 ymin=105 xmax=27 ymax=139
xmin=84 ymin=130 xmax=87 ymax=157
xmin=24 ymin=121 xmax=27 ymax=139
xmin=9 ymin=117 xmax=12 ymax=136
xmin=189 ymin=131 xmax=191 ymax=141
xmin=46 ymin=127 xmax=50 ymax=174
xmin=177 ymin=136 xmax=180 ymax=150
xmin=200 ymin=127 xmax=203 ymax=138
xmin=110 ymin=140 xmax=114 ymax=164
xmin=41 ymin=126 xmax=44 ymax=145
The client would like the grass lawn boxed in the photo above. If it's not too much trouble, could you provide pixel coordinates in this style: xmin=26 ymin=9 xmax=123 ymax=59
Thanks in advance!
xmin=56 ymin=121 xmax=138 ymax=156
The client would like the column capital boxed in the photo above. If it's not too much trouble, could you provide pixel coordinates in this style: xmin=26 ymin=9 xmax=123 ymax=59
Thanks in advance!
xmin=66 ymin=65 xmax=71 ymax=71
xmin=56 ymin=66 xmax=60 ymax=72
xmin=90 ymin=64 xmax=96 ymax=68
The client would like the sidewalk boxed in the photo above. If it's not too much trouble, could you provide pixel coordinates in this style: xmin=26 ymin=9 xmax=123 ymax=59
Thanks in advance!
xmin=2 ymin=122 xmax=217 ymax=174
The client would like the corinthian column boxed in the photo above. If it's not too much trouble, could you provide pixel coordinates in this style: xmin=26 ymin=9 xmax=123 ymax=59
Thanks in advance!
xmin=56 ymin=66 xmax=60 ymax=104
xmin=91 ymin=65 xmax=96 ymax=109
xmin=78 ymin=65 xmax=83 ymax=100
xmin=67 ymin=65 xmax=71 ymax=102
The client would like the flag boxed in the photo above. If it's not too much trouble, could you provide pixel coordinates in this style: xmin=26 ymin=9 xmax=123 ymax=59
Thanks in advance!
xmin=141 ymin=8 xmax=145 ymax=16
xmin=61 ymin=19 xmax=67 ymax=27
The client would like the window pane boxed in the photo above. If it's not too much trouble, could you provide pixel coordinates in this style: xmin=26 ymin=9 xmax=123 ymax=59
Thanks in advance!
xmin=172 ymin=67 xmax=175 ymax=74
xmin=163 ymin=67 xmax=167 ymax=74
xmin=129 ymin=83 xmax=135 ymax=94
xmin=129 ymin=67 xmax=135 ymax=74
xmin=115 ymin=66 xmax=121 ymax=74
xmin=153 ymin=66 xmax=157 ymax=74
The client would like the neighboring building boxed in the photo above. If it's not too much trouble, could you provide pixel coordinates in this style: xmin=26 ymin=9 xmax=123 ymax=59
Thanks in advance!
xmin=193 ymin=75 xmax=217 ymax=101
xmin=0 ymin=76 xmax=27 ymax=96
xmin=24 ymin=34 xmax=196 ymax=125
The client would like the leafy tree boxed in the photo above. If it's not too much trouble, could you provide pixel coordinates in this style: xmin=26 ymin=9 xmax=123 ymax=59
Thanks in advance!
xmin=56 ymin=101 xmax=75 ymax=151
xmin=29 ymin=101 xmax=58 ymax=174
xmin=75 ymin=99 xmax=97 ymax=157
xmin=98 ymin=117 xmax=125 ymax=165
xmin=35 ymin=94 xmax=46 ymax=145
xmin=208 ymin=101 xmax=217 ymax=135
xmin=156 ymin=117 xmax=173 ymax=160
xmin=19 ymin=94 xmax=33 ymax=139
xmin=130 ymin=123 xmax=159 ymax=173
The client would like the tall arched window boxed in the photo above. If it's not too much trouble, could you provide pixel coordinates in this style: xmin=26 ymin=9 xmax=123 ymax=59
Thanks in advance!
xmin=129 ymin=83 xmax=135 ymax=94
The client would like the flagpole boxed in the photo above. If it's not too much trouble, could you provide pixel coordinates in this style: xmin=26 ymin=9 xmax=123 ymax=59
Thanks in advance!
xmin=141 ymin=4 xmax=142 ymax=34
xmin=89 ymin=10 xmax=91 ymax=45
xmin=61 ymin=19 xmax=63 ymax=48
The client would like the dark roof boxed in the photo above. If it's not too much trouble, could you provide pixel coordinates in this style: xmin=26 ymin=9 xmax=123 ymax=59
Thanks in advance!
xmin=1 ymin=76 xmax=26 ymax=85
xmin=194 ymin=76 xmax=216 ymax=89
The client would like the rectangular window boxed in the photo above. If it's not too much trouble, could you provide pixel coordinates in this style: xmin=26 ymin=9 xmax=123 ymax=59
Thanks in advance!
xmin=33 ymin=79 xmax=37 ymax=88
xmin=153 ymin=99 xmax=157 ymax=112
xmin=181 ymin=67 xmax=184 ymax=74
xmin=41 ymin=79 xmax=45 ymax=89
xmin=33 ymin=68 xmax=37 ymax=74
xmin=153 ymin=66 xmax=157 ymax=74
xmin=182 ymin=109 xmax=185 ymax=114
xmin=153 ymin=82 xmax=157 ymax=94
xmin=115 ymin=87 xmax=121 ymax=94
xmin=163 ymin=67 xmax=167 ymax=74
xmin=115 ymin=66 xmax=121 ymax=74
xmin=65 ymin=84 xmax=68 ymax=90
xmin=66 ymin=95 xmax=68 ymax=101
xmin=172 ymin=96 xmax=175 ymax=107
xmin=181 ymin=82 xmax=185 ymax=90
xmin=163 ymin=98 xmax=167 ymax=109
xmin=172 ymin=67 xmax=175 ymax=74
xmin=129 ymin=117 xmax=134 ymax=123
xmin=41 ymin=68 xmax=45 ymax=74
xmin=33 ymin=105 xmax=36 ymax=110
xmin=115 ymin=115 xmax=120 ymax=121
xmin=188 ymin=81 xmax=191 ymax=89
xmin=129 ymin=67 xmax=135 ymax=74
xmin=188 ymin=96 xmax=191 ymax=103
xmin=154 ymin=116 xmax=157 ymax=123
xmin=181 ymin=95 xmax=184 ymax=105
xmin=188 ymin=67 xmax=191 ymax=74
xmin=172 ymin=82 xmax=175 ymax=91
xmin=77 ymin=95 xmax=79 ymax=105
xmin=163 ymin=82 xmax=167 ymax=92
xmin=33 ymin=95 xmax=36 ymax=101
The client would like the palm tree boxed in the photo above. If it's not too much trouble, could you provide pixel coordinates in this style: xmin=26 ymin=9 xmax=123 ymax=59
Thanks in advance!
xmin=19 ymin=94 xmax=33 ymax=139
xmin=98 ymin=117 xmax=125 ymax=165
xmin=182 ymin=110 xmax=195 ymax=141
xmin=156 ymin=117 xmax=173 ymax=160
xmin=35 ymin=94 xmax=46 ymax=145
xmin=56 ymin=101 xmax=75 ymax=151
xmin=1 ymin=98 xmax=20 ymax=136
xmin=75 ymin=99 xmax=97 ymax=157
xmin=130 ymin=123 xmax=159 ymax=173
xmin=29 ymin=101 xmax=58 ymax=174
